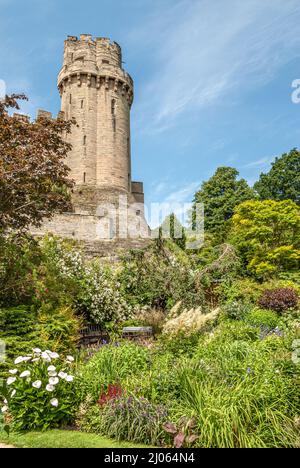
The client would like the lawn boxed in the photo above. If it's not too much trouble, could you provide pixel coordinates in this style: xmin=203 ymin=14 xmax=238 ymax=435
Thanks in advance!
xmin=0 ymin=430 xmax=148 ymax=449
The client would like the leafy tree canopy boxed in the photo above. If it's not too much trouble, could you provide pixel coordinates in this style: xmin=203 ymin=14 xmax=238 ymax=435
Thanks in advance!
xmin=229 ymin=199 xmax=300 ymax=278
xmin=0 ymin=94 xmax=75 ymax=231
xmin=192 ymin=167 xmax=255 ymax=241
xmin=254 ymin=148 xmax=300 ymax=205
xmin=157 ymin=213 xmax=186 ymax=250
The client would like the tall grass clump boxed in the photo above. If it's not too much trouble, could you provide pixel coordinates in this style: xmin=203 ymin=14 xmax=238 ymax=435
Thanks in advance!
xmin=173 ymin=322 xmax=300 ymax=448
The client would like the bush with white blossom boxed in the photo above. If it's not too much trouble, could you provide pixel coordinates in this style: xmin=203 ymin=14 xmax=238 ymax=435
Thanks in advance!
xmin=77 ymin=265 xmax=133 ymax=325
xmin=0 ymin=348 xmax=78 ymax=431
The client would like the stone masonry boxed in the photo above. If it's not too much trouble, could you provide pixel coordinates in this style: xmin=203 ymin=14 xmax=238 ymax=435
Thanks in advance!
xmin=32 ymin=34 xmax=149 ymax=256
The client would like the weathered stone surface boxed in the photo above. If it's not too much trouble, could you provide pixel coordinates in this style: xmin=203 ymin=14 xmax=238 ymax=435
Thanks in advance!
xmin=33 ymin=34 xmax=149 ymax=256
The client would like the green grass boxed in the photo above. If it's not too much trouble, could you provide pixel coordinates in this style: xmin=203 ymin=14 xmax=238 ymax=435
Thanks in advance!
xmin=0 ymin=430 xmax=148 ymax=449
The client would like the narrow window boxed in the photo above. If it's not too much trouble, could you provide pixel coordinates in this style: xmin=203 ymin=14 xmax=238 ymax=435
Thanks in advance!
xmin=81 ymin=100 xmax=84 ymax=109
xmin=83 ymin=135 xmax=87 ymax=146
xmin=83 ymin=172 xmax=86 ymax=183
xmin=111 ymin=99 xmax=116 ymax=115
xmin=127 ymin=138 xmax=130 ymax=158
xmin=102 ymin=59 xmax=109 ymax=65
xmin=69 ymin=94 xmax=72 ymax=104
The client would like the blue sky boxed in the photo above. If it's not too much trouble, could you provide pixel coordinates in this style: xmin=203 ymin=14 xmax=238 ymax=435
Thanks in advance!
xmin=1 ymin=0 xmax=300 ymax=212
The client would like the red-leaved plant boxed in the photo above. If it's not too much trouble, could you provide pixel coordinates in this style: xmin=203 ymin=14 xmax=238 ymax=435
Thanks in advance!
xmin=98 ymin=384 xmax=123 ymax=407
xmin=163 ymin=416 xmax=198 ymax=448
xmin=258 ymin=288 xmax=298 ymax=313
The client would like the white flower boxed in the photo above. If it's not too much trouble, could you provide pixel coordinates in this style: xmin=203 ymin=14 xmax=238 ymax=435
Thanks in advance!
xmin=22 ymin=356 xmax=32 ymax=362
xmin=32 ymin=358 xmax=40 ymax=362
xmin=1 ymin=406 xmax=8 ymax=413
xmin=66 ymin=375 xmax=74 ymax=382
xmin=20 ymin=371 xmax=31 ymax=378
xmin=58 ymin=371 xmax=67 ymax=379
xmin=47 ymin=365 xmax=56 ymax=372
xmin=50 ymin=352 xmax=59 ymax=359
xmin=4 ymin=399 xmax=7 ymax=404
xmin=49 ymin=377 xmax=59 ymax=386
xmin=14 ymin=356 xmax=25 ymax=364
xmin=66 ymin=356 xmax=74 ymax=363
xmin=7 ymin=377 xmax=16 ymax=385
xmin=41 ymin=352 xmax=51 ymax=362
xmin=48 ymin=371 xmax=57 ymax=377
xmin=46 ymin=384 xmax=55 ymax=392
xmin=9 ymin=369 xmax=18 ymax=375
xmin=33 ymin=348 xmax=42 ymax=354
xmin=32 ymin=380 xmax=42 ymax=389
xmin=11 ymin=390 xmax=16 ymax=397
xmin=50 ymin=398 xmax=59 ymax=407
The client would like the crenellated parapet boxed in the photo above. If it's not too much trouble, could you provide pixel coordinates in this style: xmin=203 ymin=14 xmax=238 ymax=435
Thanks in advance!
xmin=57 ymin=34 xmax=134 ymax=107
xmin=36 ymin=109 xmax=65 ymax=121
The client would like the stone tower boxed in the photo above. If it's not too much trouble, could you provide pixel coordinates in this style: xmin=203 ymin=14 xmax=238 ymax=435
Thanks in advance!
xmin=58 ymin=34 xmax=144 ymax=211
xmin=32 ymin=34 xmax=149 ymax=256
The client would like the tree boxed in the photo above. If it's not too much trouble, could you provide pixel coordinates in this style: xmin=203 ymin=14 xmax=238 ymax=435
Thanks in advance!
xmin=0 ymin=94 xmax=75 ymax=231
xmin=192 ymin=167 xmax=254 ymax=241
xmin=254 ymin=148 xmax=300 ymax=205
xmin=157 ymin=213 xmax=187 ymax=250
xmin=230 ymin=199 xmax=300 ymax=278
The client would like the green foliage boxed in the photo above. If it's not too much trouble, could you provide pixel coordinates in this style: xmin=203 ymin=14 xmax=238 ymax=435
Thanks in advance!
xmin=245 ymin=308 xmax=279 ymax=329
xmin=76 ymin=262 xmax=132 ymax=326
xmin=119 ymin=243 xmax=204 ymax=310
xmin=77 ymin=342 xmax=150 ymax=402
xmin=221 ymin=301 xmax=253 ymax=321
xmin=192 ymin=167 xmax=255 ymax=241
xmin=157 ymin=333 xmax=200 ymax=358
xmin=173 ymin=323 xmax=300 ymax=447
xmin=0 ymin=305 xmax=81 ymax=378
xmin=230 ymin=199 xmax=300 ymax=278
xmin=79 ymin=397 xmax=169 ymax=446
xmin=254 ymin=148 xmax=300 ymax=205
xmin=0 ymin=235 xmax=41 ymax=307
xmin=0 ymin=350 xmax=78 ymax=431
xmin=157 ymin=213 xmax=186 ymax=250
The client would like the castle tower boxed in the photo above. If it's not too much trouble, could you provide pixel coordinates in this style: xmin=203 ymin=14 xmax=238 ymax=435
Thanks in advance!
xmin=32 ymin=34 xmax=149 ymax=256
xmin=57 ymin=34 xmax=144 ymax=212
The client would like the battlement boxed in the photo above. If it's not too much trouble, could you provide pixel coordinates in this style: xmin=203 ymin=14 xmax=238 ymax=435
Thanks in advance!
xmin=64 ymin=34 xmax=122 ymax=68
xmin=58 ymin=34 xmax=133 ymax=105
xmin=36 ymin=109 xmax=65 ymax=121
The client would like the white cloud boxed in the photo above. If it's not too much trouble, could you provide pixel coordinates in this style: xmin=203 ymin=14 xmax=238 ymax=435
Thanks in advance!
xmin=243 ymin=157 xmax=273 ymax=169
xmin=131 ymin=0 xmax=300 ymax=134
xmin=164 ymin=181 xmax=200 ymax=205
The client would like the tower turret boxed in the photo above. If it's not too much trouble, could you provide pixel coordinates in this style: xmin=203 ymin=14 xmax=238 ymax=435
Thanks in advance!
xmin=58 ymin=34 xmax=135 ymax=210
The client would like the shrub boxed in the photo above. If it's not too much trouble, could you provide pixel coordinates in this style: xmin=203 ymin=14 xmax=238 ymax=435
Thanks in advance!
xmin=76 ymin=263 xmax=132 ymax=326
xmin=258 ymin=288 xmax=298 ymax=313
xmin=174 ymin=323 xmax=300 ymax=447
xmin=36 ymin=305 xmax=81 ymax=353
xmin=119 ymin=243 xmax=204 ymax=311
xmin=0 ymin=349 xmax=77 ymax=431
xmin=221 ymin=301 xmax=253 ymax=321
xmin=0 ymin=305 xmax=81 ymax=378
xmin=79 ymin=396 xmax=169 ymax=446
xmin=77 ymin=342 xmax=150 ymax=402
xmin=245 ymin=308 xmax=279 ymax=330
xmin=157 ymin=332 xmax=200 ymax=358
xmin=218 ymin=278 xmax=264 ymax=305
